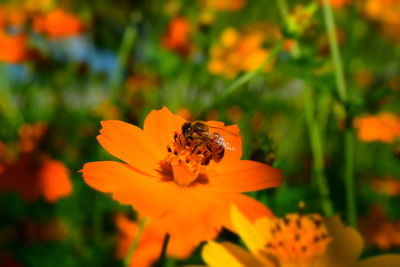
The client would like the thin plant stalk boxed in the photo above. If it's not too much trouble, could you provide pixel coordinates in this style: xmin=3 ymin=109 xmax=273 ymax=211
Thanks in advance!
xmin=276 ymin=0 xmax=289 ymax=20
xmin=223 ymin=39 xmax=284 ymax=98
xmin=124 ymin=217 xmax=148 ymax=266
xmin=110 ymin=11 xmax=142 ymax=101
xmin=154 ymin=234 xmax=170 ymax=267
xmin=201 ymin=40 xmax=284 ymax=114
xmin=304 ymin=88 xmax=334 ymax=217
xmin=321 ymin=0 xmax=356 ymax=227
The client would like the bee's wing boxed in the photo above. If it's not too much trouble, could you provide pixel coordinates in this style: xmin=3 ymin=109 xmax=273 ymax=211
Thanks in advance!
xmin=203 ymin=131 xmax=235 ymax=151
xmin=206 ymin=124 xmax=239 ymax=137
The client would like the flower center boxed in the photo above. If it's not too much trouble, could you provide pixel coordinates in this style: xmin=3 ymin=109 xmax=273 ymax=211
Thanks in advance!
xmin=162 ymin=131 xmax=211 ymax=186
xmin=261 ymin=213 xmax=331 ymax=267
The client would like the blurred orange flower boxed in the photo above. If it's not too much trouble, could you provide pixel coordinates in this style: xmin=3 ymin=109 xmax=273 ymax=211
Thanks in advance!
xmin=0 ymin=5 xmax=28 ymax=28
xmin=24 ymin=0 xmax=54 ymax=13
xmin=176 ymin=107 xmax=192 ymax=121
xmin=92 ymin=100 xmax=121 ymax=120
xmin=363 ymin=0 xmax=400 ymax=41
xmin=359 ymin=205 xmax=400 ymax=250
xmin=227 ymin=106 xmax=242 ymax=123
xmin=162 ymin=16 xmax=192 ymax=56
xmin=203 ymin=206 xmax=400 ymax=266
xmin=34 ymin=8 xmax=83 ymax=38
xmin=354 ymin=113 xmax=400 ymax=143
xmin=0 ymin=154 xmax=72 ymax=203
xmin=0 ymin=32 xmax=28 ymax=63
xmin=82 ymin=107 xmax=282 ymax=247
xmin=208 ymin=27 xmax=275 ymax=79
xmin=329 ymin=0 xmax=351 ymax=8
xmin=0 ymin=123 xmax=72 ymax=203
xmin=202 ymin=0 xmax=246 ymax=11
xmin=371 ymin=178 xmax=400 ymax=196
xmin=115 ymin=214 xmax=194 ymax=266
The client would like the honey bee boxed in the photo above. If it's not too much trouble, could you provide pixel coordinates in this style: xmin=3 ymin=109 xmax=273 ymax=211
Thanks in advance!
xmin=177 ymin=121 xmax=237 ymax=165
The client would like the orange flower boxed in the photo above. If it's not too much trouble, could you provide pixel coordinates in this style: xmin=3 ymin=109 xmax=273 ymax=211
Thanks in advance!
xmin=115 ymin=214 xmax=193 ymax=266
xmin=0 ymin=5 xmax=28 ymax=28
xmin=208 ymin=27 xmax=275 ymax=79
xmin=328 ymin=0 xmax=351 ymax=8
xmin=0 ymin=32 xmax=28 ymax=63
xmin=354 ymin=113 xmax=400 ymax=143
xmin=0 ymin=154 xmax=72 ymax=203
xmin=176 ymin=107 xmax=192 ymax=121
xmin=82 ymin=107 xmax=282 ymax=247
xmin=363 ymin=0 xmax=400 ymax=41
xmin=371 ymin=178 xmax=400 ymax=196
xmin=0 ymin=123 xmax=72 ymax=203
xmin=33 ymin=8 xmax=83 ymax=38
xmin=359 ymin=205 xmax=400 ymax=250
xmin=202 ymin=0 xmax=246 ymax=11
xmin=162 ymin=16 xmax=192 ymax=56
xmin=24 ymin=0 xmax=54 ymax=13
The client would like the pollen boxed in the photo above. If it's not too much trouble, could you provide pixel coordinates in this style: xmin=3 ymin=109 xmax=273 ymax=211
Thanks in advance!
xmin=261 ymin=213 xmax=331 ymax=267
xmin=163 ymin=132 xmax=207 ymax=186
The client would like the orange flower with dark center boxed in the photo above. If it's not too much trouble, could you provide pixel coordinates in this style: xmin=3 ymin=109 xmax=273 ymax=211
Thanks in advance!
xmin=115 ymin=214 xmax=194 ymax=266
xmin=82 ymin=107 xmax=282 ymax=247
xmin=33 ymin=8 xmax=83 ymax=38
xmin=0 ymin=32 xmax=28 ymax=63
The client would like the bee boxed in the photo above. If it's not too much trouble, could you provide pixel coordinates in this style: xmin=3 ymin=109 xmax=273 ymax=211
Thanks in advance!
xmin=177 ymin=121 xmax=237 ymax=165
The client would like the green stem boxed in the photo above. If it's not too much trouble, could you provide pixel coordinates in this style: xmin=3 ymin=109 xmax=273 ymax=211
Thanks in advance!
xmin=276 ymin=0 xmax=289 ymax=20
xmin=304 ymin=89 xmax=334 ymax=217
xmin=321 ymin=0 xmax=347 ymax=102
xmin=110 ymin=11 xmax=142 ymax=101
xmin=322 ymin=0 xmax=356 ymax=227
xmin=124 ymin=218 xmax=148 ymax=266
xmin=344 ymin=130 xmax=356 ymax=227
xmin=154 ymin=234 xmax=170 ymax=267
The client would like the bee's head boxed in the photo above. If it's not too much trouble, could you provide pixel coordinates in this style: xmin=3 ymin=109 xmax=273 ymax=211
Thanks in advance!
xmin=181 ymin=122 xmax=192 ymax=136
xmin=192 ymin=122 xmax=208 ymax=134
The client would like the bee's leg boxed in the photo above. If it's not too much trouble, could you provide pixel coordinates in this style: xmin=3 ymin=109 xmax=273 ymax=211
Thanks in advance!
xmin=176 ymin=134 xmax=186 ymax=150
xmin=192 ymin=143 xmax=201 ymax=154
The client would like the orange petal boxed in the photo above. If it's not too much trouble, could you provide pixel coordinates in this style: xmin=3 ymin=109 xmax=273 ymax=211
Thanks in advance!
xmin=82 ymin=161 xmax=180 ymax=218
xmin=206 ymin=160 xmax=282 ymax=192
xmin=157 ymin=186 xmax=228 ymax=245
xmin=97 ymin=120 xmax=163 ymax=176
xmin=143 ymin=107 xmax=186 ymax=153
